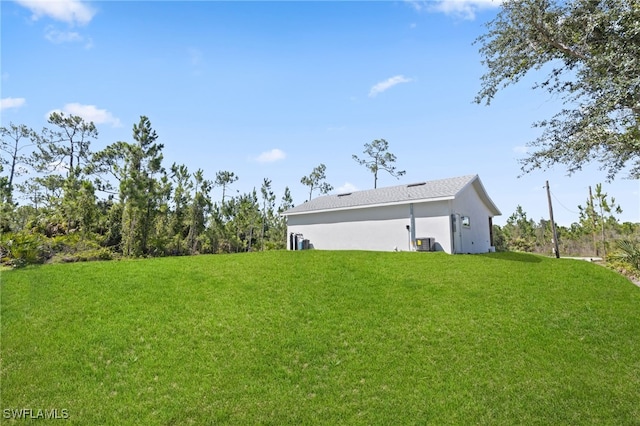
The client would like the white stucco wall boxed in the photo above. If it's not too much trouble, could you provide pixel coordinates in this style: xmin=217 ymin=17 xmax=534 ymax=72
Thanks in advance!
xmin=287 ymin=200 xmax=454 ymax=253
xmin=451 ymin=183 xmax=494 ymax=253
xmin=412 ymin=201 xmax=453 ymax=253
xmin=412 ymin=216 xmax=453 ymax=253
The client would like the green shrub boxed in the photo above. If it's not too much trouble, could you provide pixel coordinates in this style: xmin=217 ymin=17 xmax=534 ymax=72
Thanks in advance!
xmin=50 ymin=247 xmax=115 ymax=263
xmin=48 ymin=236 xmax=115 ymax=263
xmin=0 ymin=231 xmax=50 ymax=268
xmin=611 ymin=240 xmax=640 ymax=268
xmin=50 ymin=233 xmax=102 ymax=253
xmin=609 ymin=239 xmax=640 ymax=274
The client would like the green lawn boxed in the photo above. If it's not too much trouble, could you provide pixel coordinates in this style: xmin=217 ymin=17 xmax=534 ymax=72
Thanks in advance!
xmin=2 ymin=251 xmax=639 ymax=424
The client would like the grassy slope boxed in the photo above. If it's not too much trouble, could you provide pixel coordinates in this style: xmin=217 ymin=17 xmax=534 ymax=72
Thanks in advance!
xmin=1 ymin=251 xmax=639 ymax=425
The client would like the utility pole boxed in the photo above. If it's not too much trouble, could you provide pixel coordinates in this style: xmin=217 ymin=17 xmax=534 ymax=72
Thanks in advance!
xmin=545 ymin=181 xmax=560 ymax=258
xmin=588 ymin=186 xmax=598 ymax=256
xmin=598 ymin=194 xmax=607 ymax=260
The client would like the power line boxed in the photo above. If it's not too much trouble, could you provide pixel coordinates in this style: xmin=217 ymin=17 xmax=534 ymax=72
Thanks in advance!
xmin=549 ymin=188 xmax=581 ymax=215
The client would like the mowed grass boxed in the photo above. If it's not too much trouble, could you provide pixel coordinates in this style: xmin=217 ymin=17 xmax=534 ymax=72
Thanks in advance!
xmin=1 ymin=251 xmax=639 ymax=425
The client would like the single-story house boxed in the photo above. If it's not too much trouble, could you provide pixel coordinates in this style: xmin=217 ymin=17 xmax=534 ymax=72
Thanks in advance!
xmin=282 ymin=174 xmax=501 ymax=254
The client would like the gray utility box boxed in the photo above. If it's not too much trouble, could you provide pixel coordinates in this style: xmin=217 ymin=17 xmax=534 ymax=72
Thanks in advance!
xmin=415 ymin=237 xmax=435 ymax=252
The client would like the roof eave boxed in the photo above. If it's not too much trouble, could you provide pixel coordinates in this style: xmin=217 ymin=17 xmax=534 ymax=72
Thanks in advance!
xmin=466 ymin=175 xmax=501 ymax=216
xmin=282 ymin=195 xmax=455 ymax=217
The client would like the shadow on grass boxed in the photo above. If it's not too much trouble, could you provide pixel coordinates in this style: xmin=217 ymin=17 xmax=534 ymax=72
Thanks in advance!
xmin=478 ymin=252 xmax=543 ymax=263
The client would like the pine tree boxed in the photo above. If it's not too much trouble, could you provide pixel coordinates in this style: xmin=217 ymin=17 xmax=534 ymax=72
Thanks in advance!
xmin=120 ymin=116 xmax=165 ymax=256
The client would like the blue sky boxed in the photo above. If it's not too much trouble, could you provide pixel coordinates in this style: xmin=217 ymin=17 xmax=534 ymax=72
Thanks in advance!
xmin=2 ymin=0 xmax=638 ymax=226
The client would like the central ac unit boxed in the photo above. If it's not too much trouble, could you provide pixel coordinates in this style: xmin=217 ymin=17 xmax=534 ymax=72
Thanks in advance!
xmin=415 ymin=237 xmax=435 ymax=252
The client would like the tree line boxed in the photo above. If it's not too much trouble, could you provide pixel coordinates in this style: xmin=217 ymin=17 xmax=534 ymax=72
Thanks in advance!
xmin=494 ymin=185 xmax=637 ymax=259
xmin=0 ymin=114 xmax=295 ymax=266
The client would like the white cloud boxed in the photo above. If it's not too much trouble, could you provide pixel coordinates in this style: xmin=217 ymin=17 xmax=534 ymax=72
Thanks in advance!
xmin=1 ymin=97 xmax=26 ymax=110
xmin=46 ymin=160 xmax=69 ymax=174
xmin=405 ymin=0 xmax=426 ymax=12
xmin=44 ymin=26 xmax=93 ymax=48
xmin=337 ymin=182 xmax=358 ymax=193
xmin=433 ymin=0 xmax=501 ymax=19
xmin=47 ymin=103 xmax=121 ymax=127
xmin=369 ymin=75 xmax=413 ymax=98
xmin=45 ymin=26 xmax=82 ymax=43
xmin=406 ymin=0 xmax=502 ymax=20
xmin=14 ymin=0 xmax=96 ymax=25
xmin=513 ymin=145 xmax=529 ymax=154
xmin=256 ymin=148 xmax=286 ymax=163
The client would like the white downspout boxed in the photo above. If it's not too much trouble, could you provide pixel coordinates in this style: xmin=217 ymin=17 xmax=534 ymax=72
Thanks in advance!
xmin=409 ymin=203 xmax=416 ymax=251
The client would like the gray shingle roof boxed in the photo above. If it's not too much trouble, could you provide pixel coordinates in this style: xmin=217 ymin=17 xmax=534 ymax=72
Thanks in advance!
xmin=284 ymin=174 xmax=493 ymax=215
